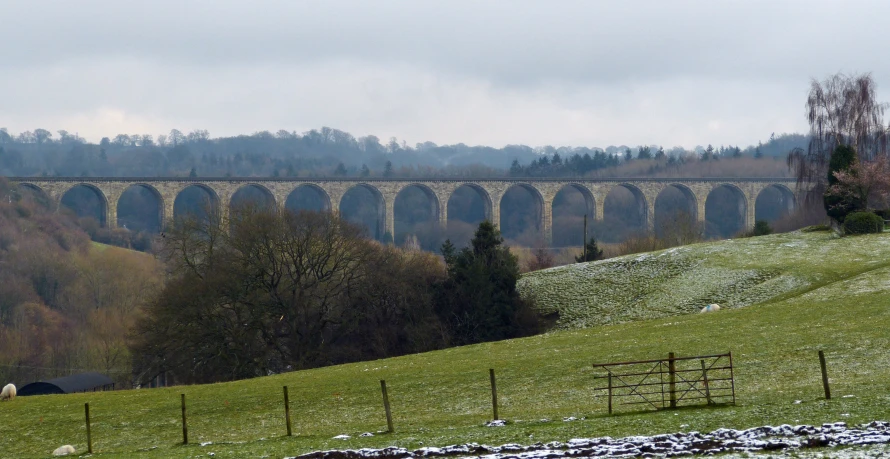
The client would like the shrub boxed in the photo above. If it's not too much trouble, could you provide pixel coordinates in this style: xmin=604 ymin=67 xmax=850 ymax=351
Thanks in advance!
xmin=842 ymin=211 xmax=884 ymax=235
xmin=801 ymin=224 xmax=831 ymax=233
xmin=874 ymin=209 xmax=890 ymax=220
xmin=752 ymin=220 xmax=773 ymax=236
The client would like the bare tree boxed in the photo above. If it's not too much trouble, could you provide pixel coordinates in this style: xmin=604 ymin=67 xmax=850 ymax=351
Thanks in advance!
xmin=788 ymin=73 xmax=889 ymax=203
xmin=525 ymin=242 xmax=555 ymax=272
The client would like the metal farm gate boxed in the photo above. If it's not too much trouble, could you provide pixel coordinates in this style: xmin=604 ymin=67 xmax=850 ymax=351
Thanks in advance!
xmin=593 ymin=352 xmax=735 ymax=414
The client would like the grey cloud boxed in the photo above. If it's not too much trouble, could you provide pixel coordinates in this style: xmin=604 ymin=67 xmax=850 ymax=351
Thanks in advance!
xmin=6 ymin=0 xmax=890 ymax=85
xmin=2 ymin=0 xmax=890 ymax=148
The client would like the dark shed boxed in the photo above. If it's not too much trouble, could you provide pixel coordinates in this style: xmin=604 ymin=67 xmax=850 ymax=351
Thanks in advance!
xmin=18 ymin=372 xmax=114 ymax=396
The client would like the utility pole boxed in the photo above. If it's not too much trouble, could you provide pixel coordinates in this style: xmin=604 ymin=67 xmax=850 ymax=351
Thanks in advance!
xmin=583 ymin=214 xmax=588 ymax=261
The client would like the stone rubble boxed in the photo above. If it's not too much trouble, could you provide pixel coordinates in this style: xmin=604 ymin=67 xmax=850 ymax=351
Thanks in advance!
xmin=290 ymin=421 xmax=890 ymax=459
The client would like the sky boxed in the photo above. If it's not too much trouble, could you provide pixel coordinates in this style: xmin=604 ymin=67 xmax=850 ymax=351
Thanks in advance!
xmin=2 ymin=0 xmax=890 ymax=149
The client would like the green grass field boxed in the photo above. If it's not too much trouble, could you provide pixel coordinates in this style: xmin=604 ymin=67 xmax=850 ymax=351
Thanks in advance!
xmin=2 ymin=230 xmax=890 ymax=458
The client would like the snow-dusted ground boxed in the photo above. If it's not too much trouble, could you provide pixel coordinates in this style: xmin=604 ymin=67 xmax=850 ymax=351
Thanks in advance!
xmin=517 ymin=231 xmax=890 ymax=330
xmin=289 ymin=421 xmax=890 ymax=458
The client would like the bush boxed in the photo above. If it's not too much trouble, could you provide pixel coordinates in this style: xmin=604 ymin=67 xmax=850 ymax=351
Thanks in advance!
xmin=752 ymin=220 xmax=773 ymax=236
xmin=874 ymin=209 xmax=890 ymax=220
xmin=842 ymin=211 xmax=884 ymax=235
xmin=801 ymin=224 xmax=831 ymax=233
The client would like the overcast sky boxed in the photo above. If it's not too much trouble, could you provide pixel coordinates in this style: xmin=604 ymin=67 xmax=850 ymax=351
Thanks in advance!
xmin=3 ymin=0 xmax=889 ymax=149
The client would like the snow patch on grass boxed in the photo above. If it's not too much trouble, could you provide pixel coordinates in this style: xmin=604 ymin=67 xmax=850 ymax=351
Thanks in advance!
xmin=519 ymin=232 xmax=890 ymax=330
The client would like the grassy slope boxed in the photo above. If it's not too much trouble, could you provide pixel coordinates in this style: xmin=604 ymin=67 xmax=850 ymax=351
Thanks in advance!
xmin=2 ymin=231 xmax=890 ymax=458
xmin=518 ymin=229 xmax=890 ymax=329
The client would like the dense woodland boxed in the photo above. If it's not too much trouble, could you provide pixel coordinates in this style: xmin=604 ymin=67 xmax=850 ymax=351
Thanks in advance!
xmin=132 ymin=206 xmax=539 ymax=384
xmin=0 ymin=126 xmax=803 ymax=178
xmin=0 ymin=178 xmax=162 ymax=388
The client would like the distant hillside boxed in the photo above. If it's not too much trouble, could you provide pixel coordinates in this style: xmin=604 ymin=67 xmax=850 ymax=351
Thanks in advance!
xmin=0 ymin=127 xmax=805 ymax=178
xmin=0 ymin=178 xmax=162 ymax=387
xmin=518 ymin=229 xmax=890 ymax=330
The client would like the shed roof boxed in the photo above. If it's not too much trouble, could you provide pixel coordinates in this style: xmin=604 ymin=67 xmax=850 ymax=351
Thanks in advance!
xmin=18 ymin=372 xmax=113 ymax=396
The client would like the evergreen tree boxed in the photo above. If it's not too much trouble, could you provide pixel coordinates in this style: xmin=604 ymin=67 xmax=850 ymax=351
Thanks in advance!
xmin=575 ymin=237 xmax=604 ymax=263
xmin=436 ymin=221 xmax=536 ymax=345
xmin=654 ymin=146 xmax=666 ymax=159
xmin=360 ymin=164 xmax=371 ymax=177
xmin=824 ymin=144 xmax=861 ymax=222
xmin=752 ymin=220 xmax=773 ymax=236
xmin=189 ymin=167 xmax=197 ymax=178
xmin=509 ymin=159 xmax=523 ymax=176
xmin=383 ymin=160 xmax=393 ymax=177
xmin=334 ymin=162 xmax=347 ymax=176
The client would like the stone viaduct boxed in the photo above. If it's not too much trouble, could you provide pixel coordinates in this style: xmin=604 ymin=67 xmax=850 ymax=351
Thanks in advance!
xmin=10 ymin=177 xmax=802 ymax=243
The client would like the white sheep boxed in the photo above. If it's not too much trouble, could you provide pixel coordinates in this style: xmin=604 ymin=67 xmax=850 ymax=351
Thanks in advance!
xmin=0 ymin=383 xmax=15 ymax=401
xmin=700 ymin=304 xmax=721 ymax=313
xmin=52 ymin=445 xmax=76 ymax=456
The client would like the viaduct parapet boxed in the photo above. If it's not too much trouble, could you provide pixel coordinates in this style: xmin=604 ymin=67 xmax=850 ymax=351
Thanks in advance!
xmin=10 ymin=177 xmax=803 ymax=243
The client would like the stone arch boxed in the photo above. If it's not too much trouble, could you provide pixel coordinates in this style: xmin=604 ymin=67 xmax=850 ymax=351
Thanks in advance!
xmin=499 ymin=183 xmax=545 ymax=244
xmin=448 ymin=183 xmax=493 ymax=222
xmin=394 ymin=183 xmax=441 ymax=249
xmin=705 ymin=183 xmax=748 ymax=238
xmin=285 ymin=183 xmax=332 ymax=213
xmin=173 ymin=183 xmax=221 ymax=221
xmin=14 ymin=182 xmax=54 ymax=208
xmin=15 ymin=182 xmax=47 ymax=196
xmin=654 ymin=183 xmax=698 ymax=235
xmin=755 ymin=184 xmax=796 ymax=223
xmin=117 ymin=183 xmax=165 ymax=233
xmin=552 ymin=183 xmax=595 ymax=247
xmin=339 ymin=183 xmax=386 ymax=240
xmin=60 ymin=183 xmax=109 ymax=226
xmin=601 ymin=183 xmax=649 ymax=241
xmin=445 ymin=183 xmax=494 ymax=248
xmin=395 ymin=183 xmax=441 ymax=219
xmin=229 ymin=183 xmax=276 ymax=211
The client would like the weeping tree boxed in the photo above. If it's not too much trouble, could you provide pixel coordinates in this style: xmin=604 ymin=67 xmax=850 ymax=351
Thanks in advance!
xmin=788 ymin=73 xmax=889 ymax=212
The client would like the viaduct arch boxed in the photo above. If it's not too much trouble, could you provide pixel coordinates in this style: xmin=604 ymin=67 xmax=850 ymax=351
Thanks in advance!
xmin=10 ymin=177 xmax=804 ymax=244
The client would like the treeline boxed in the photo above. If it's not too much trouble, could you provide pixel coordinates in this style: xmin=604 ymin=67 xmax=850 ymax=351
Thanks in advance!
xmin=130 ymin=206 xmax=539 ymax=384
xmin=0 ymin=178 xmax=163 ymax=388
xmin=0 ymin=126 xmax=805 ymax=178
xmin=509 ymin=141 xmax=796 ymax=178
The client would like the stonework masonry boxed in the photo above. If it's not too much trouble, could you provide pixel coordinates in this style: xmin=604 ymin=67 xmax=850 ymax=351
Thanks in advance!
xmin=11 ymin=177 xmax=804 ymax=244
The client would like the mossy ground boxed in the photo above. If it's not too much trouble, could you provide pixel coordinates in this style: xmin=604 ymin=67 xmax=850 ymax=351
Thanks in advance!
xmin=2 ymin=231 xmax=890 ymax=458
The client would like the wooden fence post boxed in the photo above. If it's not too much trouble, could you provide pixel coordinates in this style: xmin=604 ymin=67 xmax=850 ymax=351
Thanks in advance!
xmin=283 ymin=386 xmax=293 ymax=436
xmin=380 ymin=380 xmax=394 ymax=433
xmin=607 ymin=373 xmax=613 ymax=415
xmin=819 ymin=350 xmax=831 ymax=400
xmin=700 ymin=360 xmax=711 ymax=405
xmin=84 ymin=403 xmax=93 ymax=454
xmin=489 ymin=369 xmax=499 ymax=421
xmin=181 ymin=394 xmax=188 ymax=445
xmin=668 ymin=352 xmax=677 ymax=408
